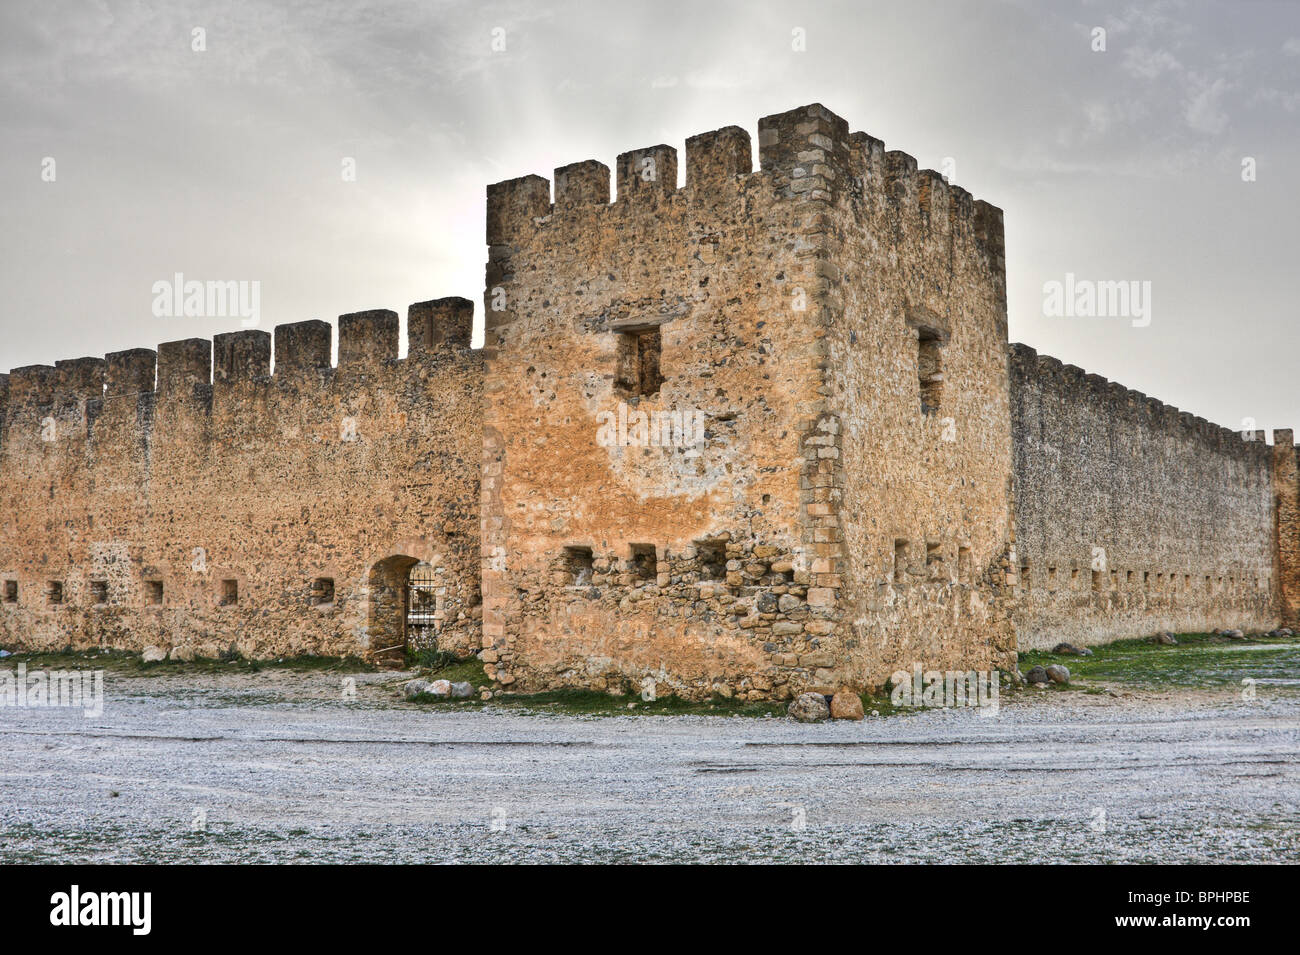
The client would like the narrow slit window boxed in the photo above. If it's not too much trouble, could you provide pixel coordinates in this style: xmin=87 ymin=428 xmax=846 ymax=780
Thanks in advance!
xmin=1091 ymin=570 xmax=1102 ymax=592
xmin=894 ymin=539 xmax=909 ymax=584
xmin=917 ymin=329 xmax=944 ymax=415
xmin=1020 ymin=561 xmax=1031 ymax=594
xmin=958 ymin=547 xmax=972 ymax=585
xmin=615 ymin=327 xmax=663 ymax=397
xmin=927 ymin=542 xmax=943 ymax=577
xmin=3 ymin=580 xmax=16 ymax=603
xmin=146 ymin=580 xmax=164 ymax=606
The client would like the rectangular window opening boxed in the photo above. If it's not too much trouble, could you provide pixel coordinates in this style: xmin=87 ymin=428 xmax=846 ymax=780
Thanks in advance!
xmin=146 ymin=580 xmax=164 ymax=606
xmin=917 ymin=330 xmax=944 ymax=416
xmin=47 ymin=581 xmax=64 ymax=605
xmin=629 ymin=543 xmax=657 ymax=582
xmin=615 ymin=326 xmax=663 ymax=397
xmin=696 ymin=540 xmax=727 ymax=581
xmin=90 ymin=580 xmax=108 ymax=605
xmin=1091 ymin=570 xmax=1102 ymax=592
xmin=927 ymin=542 xmax=943 ymax=579
xmin=3 ymin=580 xmax=16 ymax=603
xmin=221 ymin=579 xmax=239 ymax=606
xmin=893 ymin=539 xmax=909 ymax=584
xmin=310 ymin=577 xmax=334 ymax=606
xmin=1020 ymin=561 xmax=1031 ymax=594
xmin=563 ymin=547 xmax=594 ymax=586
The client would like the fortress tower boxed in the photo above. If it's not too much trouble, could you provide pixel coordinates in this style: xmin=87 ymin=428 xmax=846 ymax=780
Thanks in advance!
xmin=479 ymin=103 xmax=1016 ymax=698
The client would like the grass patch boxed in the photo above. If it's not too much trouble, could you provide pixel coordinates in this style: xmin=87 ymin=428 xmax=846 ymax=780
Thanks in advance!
xmin=493 ymin=690 xmax=789 ymax=718
xmin=1019 ymin=632 xmax=1300 ymax=689
xmin=406 ymin=655 xmax=900 ymax=718
xmin=0 ymin=648 xmax=375 ymax=676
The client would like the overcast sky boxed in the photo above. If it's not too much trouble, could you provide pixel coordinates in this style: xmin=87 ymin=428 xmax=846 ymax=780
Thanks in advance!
xmin=2 ymin=0 xmax=1297 ymax=435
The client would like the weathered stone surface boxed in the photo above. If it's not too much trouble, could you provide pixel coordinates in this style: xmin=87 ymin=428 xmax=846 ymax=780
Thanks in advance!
xmin=427 ymin=679 xmax=452 ymax=696
xmin=141 ymin=646 xmax=166 ymax=663
xmin=1045 ymin=664 xmax=1070 ymax=684
xmin=1010 ymin=345 xmax=1286 ymax=651
xmin=788 ymin=692 xmax=831 ymax=723
xmin=1025 ymin=665 xmax=1049 ymax=684
xmin=0 ymin=308 xmax=483 ymax=670
xmin=1053 ymin=642 xmax=1092 ymax=656
xmin=830 ymin=688 xmax=864 ymax=720
xmin=403 ymin=679 xmax=430 ymax=699
xmin=450 ymin=681 xmax=474 ymax=698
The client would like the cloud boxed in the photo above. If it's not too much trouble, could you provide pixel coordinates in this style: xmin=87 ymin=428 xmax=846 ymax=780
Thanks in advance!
xmin=1122 ymin=45 xmax=1183 ymax=79
xmin=1184 ymin=75 xmax=1231 ymax=134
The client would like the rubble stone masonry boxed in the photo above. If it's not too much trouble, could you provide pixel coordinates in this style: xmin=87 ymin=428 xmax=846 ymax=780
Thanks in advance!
xmin=2 ymin=103 xmax=1297 ymax=694
xmin=1009 ymin=343 xmax=1289 ymax=648
xmin=0 ymin=304 xmax=482 ymax=663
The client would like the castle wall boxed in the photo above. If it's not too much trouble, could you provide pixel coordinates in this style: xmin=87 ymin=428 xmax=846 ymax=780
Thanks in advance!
xmin=807 ymin=111 xmax=1017 ymax=688
xmin=3 ymin=104 xmax=1291 ymax=685
xmin=1009 ymin=343 xmax=1279 ymax=647
xmin=0 ymin=304 xmax=482 ymax=662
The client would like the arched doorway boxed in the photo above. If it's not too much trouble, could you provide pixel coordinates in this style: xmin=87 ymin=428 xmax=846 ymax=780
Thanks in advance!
xmin=367 ymin=554 xmax=418 ymax=668
xmin=367 ymin=554 xmax=447 ymax=668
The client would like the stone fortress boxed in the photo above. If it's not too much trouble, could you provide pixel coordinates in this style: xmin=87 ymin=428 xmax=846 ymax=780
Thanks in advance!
xmin=2 ymin=104 xmax=1295 ymax=701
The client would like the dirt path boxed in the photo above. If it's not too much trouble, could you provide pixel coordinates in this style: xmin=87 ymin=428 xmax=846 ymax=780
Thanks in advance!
xmin=1 ymin=667 xmax=1296 ymax=862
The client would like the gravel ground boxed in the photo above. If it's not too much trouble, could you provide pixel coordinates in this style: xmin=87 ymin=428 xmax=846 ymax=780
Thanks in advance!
xmin=1 ymin=668 xmax=1297 ymax=863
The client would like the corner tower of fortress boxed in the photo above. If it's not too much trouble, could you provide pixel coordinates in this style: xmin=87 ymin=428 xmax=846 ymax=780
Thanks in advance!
xmin=479 ymin=103 xmax=1016 ymax=698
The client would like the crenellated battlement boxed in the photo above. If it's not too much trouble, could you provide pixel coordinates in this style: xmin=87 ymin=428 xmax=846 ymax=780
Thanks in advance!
xmin=485 ymin=103 xmax=1005 ymax=274
xmin=1010 ymin=341 xmax=1277 ymax=464
xmin=0 ymin=299 xmax=481 ymax=469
